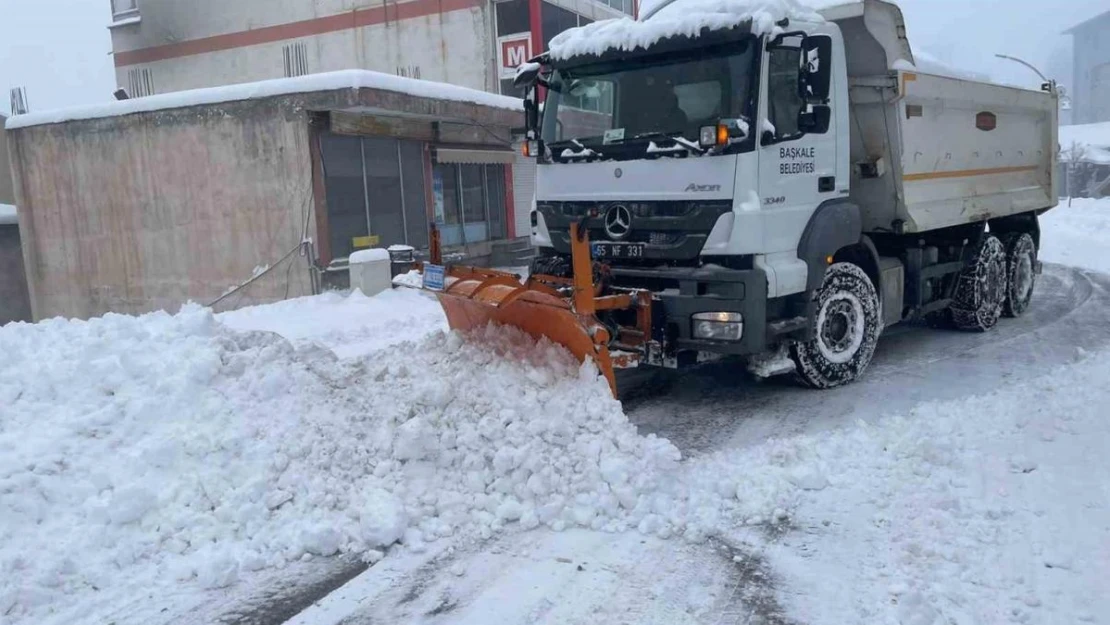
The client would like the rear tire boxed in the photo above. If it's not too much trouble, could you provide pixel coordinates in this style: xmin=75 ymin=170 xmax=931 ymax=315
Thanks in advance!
xmin=951 ymin=234 xmax=1006 ymax=332
xmin=1001 ymin=232 xmax=1037 ymax=318
xmin=791 ymin=263 xmax=881 ymax=389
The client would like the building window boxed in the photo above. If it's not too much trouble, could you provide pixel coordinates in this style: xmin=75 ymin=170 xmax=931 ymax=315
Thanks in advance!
xmin=111 ymin=0 xmax=139 ymax=19
xmin=319 ymin=134 xmax=430 ymax=260
xmin=127 ymin=68 xmax=155 ymax=97
xmin=283 ymin=42 xmax=309 ymax=78
xmin=495 ymin=0 xmax=530 ymax=37
xmin=433 ymin=163 xmax=507 ymax=246
xmin=541 ymin=2 xmax=580 ymax=50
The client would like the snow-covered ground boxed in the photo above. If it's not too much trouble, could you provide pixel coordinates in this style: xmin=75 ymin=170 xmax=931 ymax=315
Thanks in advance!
xmin=1039 ymin=198 xmax=1110 ymax=274
xmin=2 ymin=199 xmax=1108 ymax=625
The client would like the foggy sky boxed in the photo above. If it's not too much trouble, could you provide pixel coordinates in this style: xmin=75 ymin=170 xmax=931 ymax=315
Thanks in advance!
xmin=0 ymin=0 xmax=1105 ymax=116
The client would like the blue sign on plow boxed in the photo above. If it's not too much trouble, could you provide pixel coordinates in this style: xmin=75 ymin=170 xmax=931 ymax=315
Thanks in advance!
xmin=423 ymin=264 xmax=446 ymax=291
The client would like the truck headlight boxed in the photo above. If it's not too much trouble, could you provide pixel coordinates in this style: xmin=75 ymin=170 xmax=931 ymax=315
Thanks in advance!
xmin=699 ymin=126 xmax=717 ymax=147
xmin=692 ymin=312 xmax=744 ymax=341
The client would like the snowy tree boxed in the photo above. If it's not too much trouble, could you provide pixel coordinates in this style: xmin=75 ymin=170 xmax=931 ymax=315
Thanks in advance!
xmin=1060 ymin=140 xmax=1089 ymax=204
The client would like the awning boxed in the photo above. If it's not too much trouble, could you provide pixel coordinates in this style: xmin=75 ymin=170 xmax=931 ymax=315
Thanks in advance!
xmin=434 ymin=147 xmax=515 ymax=165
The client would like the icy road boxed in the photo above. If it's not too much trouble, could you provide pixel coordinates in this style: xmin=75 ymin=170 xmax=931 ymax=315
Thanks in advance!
xmin=2 ymin=200 xmax=1108 ymax=625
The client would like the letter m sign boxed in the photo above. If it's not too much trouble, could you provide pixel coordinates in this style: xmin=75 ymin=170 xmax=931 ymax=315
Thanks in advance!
xmin=498 ymin=34 xmax=533 ymax=80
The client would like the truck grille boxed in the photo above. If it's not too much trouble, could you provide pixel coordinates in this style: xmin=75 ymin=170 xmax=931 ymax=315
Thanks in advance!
xmin=538 ymin=200 xmax=732 ymax=262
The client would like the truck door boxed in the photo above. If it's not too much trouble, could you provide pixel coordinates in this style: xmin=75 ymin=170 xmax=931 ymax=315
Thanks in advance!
xmin=757 ymin=36 xmax=838 ymax=255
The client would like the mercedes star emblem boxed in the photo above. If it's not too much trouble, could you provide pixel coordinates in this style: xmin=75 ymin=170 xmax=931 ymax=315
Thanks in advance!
xmin=614 ymin=167 xmax=623 ymax=179
xmin=604 ymin=205 xmax=632 ymax=240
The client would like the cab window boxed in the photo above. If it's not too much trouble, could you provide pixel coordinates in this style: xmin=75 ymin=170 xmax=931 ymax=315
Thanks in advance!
xmin=766 ymin=47 xmax=804 ymax=141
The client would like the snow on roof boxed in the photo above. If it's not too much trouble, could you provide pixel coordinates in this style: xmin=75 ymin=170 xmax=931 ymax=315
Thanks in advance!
xmin=892 ymin=50 xmax=992 ymax=84
xmin=5 ymin=70 xmax=523 ymax=131
xmin=1059 ymin=122 xmax=1110 ymax=165
xmin=549 ymin=0 xmax=824 ymax=61
xmin=0 ymin=204 xmax=17 ymax=226
xmin=348 ymin=248 xmax=391 ymax=264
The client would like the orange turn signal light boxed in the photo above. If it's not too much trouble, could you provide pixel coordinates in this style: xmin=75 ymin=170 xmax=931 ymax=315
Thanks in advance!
xmin=717 ymin=125 xmax=729 ymax=146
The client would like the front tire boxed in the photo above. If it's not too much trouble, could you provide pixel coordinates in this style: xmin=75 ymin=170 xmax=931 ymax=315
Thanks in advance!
xmin=791 ymin=263 xmax=881 ymax=389
xmin=951 ymin=234 xmax=1006 ymax=332
xmin=1001 ymin=232 xmax=1037 ymax=318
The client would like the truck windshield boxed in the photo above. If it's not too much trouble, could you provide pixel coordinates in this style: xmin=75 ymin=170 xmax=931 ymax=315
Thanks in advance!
xmin=542 ymin=39 xmax=757 ymax=158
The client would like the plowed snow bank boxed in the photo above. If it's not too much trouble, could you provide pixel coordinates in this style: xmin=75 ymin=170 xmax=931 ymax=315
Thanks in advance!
xmin=0 ymin=305 xmax=793 ymax=624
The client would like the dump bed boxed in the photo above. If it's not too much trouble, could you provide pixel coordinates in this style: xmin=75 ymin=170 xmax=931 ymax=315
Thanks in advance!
xmin=826 ymin=0 xmax=1059 ymax=234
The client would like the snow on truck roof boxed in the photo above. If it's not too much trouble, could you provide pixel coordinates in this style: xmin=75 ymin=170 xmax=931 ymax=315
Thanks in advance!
xmin=4 ymin=70 xmax=523 ymax=131
xmin=549 ymin=0 xmax=1003 ymax=86
xmin=549 ymin=0 xmax=825 ymax=61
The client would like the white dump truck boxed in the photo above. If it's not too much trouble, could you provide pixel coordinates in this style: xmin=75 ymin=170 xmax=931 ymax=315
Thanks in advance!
xmin=513 ymin=0 xmax=1058 ymax=388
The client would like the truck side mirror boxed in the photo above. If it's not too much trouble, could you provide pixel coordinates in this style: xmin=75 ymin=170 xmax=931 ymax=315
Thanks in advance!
xmin=799 ymin=35 xmax=833 ymax=103
xmin=798 ymin=105 xmax=831 ymax=134
xmin=524 ymin=96 xmax=539 ymax=132
xmin=514 ymin=62 xmax=542 ymax=89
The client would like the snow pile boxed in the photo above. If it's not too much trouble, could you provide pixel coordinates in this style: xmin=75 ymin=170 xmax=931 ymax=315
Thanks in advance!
xmin=776 ymin=348 xmax=1110 ymax=624
xmin=5 ymin=70 xmax=522 ymax=130
xmin=347 ymin=248 xmax=391 ymax=264
xmin=549 ymin=0 xmax=822 ymax=61
xmin=1039 ymin=197 xmax=1110 ymax=274
xmin=0 ymin=203 xmax=16 ymax=226
xmin=217 ymin=287 xmax=445 ymax=359
xmin=0 ymin=302 xmax=799 ymax=624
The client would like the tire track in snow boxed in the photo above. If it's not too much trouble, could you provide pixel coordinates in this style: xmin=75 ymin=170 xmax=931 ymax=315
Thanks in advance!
xmin=622 ymin=265 xmax=1110 ymax=456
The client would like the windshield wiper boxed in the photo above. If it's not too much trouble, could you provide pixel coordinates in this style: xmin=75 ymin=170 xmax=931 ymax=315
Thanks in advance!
xmin=628 ymin=132 xmax=704 ymax=155
xmin=554 ymin=138 xmax=600 ymax=160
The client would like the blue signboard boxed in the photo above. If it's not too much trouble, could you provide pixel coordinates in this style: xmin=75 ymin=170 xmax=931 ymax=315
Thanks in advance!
xmin=423 ymin=264 xmax=446 ymax=291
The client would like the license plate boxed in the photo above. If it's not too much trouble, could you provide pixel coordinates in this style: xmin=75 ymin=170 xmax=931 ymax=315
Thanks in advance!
xmin=592 ymin=242 xmax=645 ymax=259
xmin=422 ymin=264 xmax=445 ymax=290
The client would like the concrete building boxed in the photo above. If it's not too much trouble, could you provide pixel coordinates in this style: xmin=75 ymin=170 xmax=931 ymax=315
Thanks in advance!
xmin=1059 ymin=121 xmax=1110 ymax=198
xmin=1067 ymin=10 xmax=1110 ymax=125
xmin=5 ymin=71 xmax=525 ymax=320
xmin=103 ymin=0 xmax=630 ymax=289
xmin=1 ymin=114 xmax=33 ymax=325
xmin=0 ymin=114 xmax=13 ymax=205
xmin=106 ymin=0 xmax=632 ymax=98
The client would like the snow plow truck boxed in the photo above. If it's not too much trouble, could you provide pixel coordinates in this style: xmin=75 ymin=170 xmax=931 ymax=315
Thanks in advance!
xmin=411 ymin=0 xmax=1059 ymax=397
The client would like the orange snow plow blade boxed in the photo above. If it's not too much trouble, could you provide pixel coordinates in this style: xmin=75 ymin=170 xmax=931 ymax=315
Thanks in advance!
xmin=435 ymin=275 xmax=620 ymax=394
xmin=413 ymin=223 xmax=650 ymax=397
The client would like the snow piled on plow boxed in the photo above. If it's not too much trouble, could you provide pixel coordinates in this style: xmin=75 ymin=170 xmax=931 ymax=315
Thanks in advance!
xmin=0 ymin=303 xmax=795 ymax=624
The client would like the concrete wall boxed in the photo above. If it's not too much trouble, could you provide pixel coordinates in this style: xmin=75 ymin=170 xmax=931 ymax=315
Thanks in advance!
xmin=8 ymin=97 xmax=317 ymax=320
xmin=0 ymin=115 xmax=14 ymax=205
xmin=0 ymin=225 xmax=32 ymax=325
xmin=7 ymin=86 xmax=521 ymax=321
xmin=111 ymin=0 xmax=497 ymax=95
xmin=107 ymin=0 xmax=627 ymax=97
xmin=1073 ymin=14 xmax=1110 ymax=124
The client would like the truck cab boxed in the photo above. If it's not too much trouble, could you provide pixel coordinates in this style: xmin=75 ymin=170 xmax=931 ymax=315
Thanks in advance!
xmin=515 ymin=0 xmax=1057 ymax=388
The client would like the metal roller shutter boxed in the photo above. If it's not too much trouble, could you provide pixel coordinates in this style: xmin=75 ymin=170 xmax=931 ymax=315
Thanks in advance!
xmin=512 ymin=145 xmax=536 ymax=238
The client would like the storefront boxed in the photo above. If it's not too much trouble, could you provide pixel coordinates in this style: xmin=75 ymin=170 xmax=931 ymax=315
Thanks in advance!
xmin=317 ymin=120 xmax=518 ymax=265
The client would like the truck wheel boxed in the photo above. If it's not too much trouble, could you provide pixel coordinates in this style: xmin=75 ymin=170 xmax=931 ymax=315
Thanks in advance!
xmin=1001 ymin=233 xmax=1037 ymax=318
xmin=790 ymin=263 xmax=881 ymax=389
xmin=951 ymin=234 xmax=1006 ymax=332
